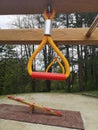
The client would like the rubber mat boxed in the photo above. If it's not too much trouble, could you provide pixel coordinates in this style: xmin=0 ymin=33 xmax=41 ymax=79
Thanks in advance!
xmin=0 ymin=104 xmax=84 ymax=130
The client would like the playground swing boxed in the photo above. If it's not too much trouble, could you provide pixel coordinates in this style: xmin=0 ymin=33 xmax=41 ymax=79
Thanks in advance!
xmin=27 ymin=7 xmax=70 ymax=81
xmin=8 ymin=7 xmax=70 ymax=117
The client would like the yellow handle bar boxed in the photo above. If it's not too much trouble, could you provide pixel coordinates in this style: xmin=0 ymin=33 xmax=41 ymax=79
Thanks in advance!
xmin=46 ymin=57 xmax=65 ymax=74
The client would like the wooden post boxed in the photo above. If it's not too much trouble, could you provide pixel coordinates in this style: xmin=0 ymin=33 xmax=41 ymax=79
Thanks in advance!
xmin=86 ymin=15 xmax=98 ymax=37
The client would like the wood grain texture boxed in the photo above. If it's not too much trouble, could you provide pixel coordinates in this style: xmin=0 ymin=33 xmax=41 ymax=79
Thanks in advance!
xmin=0 ymin=0 xmax=98 ymax=14
xmin=0 ymin=28 xmax=98 ymax=45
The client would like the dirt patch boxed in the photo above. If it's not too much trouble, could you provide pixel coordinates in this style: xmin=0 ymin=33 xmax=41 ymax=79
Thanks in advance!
xmin=0 ymin=104 xmax=84 ymax=130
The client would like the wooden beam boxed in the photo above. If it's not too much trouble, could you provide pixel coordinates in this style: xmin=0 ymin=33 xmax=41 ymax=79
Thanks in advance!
xmin=0 ymin=0 xmax=98 ymax=14
xmin=0 ymin=28 xmax=98 ymax=45
xmin=86 ymin=15 xmax=98 ymax=37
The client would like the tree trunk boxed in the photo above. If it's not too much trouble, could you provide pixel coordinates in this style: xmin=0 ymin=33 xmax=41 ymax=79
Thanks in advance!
xmin=77 ymin=45 xmax=85 ymax=91
xmin=66 ymin=45 xmax=71 ymax=92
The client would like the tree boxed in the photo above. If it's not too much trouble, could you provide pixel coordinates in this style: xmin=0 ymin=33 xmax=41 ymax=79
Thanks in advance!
xmin=0 ymin=44 xmax=18 ymax=94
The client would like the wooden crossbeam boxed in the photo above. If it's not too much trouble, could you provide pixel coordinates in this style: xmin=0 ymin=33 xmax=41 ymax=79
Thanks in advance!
xmin=0 ymin=0 xmax=98 ymax=14
xmin=0 ymin=28 xmax=98 ymax=45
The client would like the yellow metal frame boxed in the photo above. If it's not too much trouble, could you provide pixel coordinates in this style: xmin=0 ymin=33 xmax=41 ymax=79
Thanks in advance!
xmin=46 ymin=57 xmax=65 ymax=74
xmin=27 ymin=36 xmax=70 ymax=79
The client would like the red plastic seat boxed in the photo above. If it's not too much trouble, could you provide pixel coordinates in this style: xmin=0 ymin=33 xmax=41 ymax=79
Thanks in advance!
xmin=31 ymin=72 xmax=66 ymax=80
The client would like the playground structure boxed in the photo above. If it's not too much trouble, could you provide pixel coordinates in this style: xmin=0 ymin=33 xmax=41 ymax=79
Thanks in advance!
xmin=0 ymin=0 xmax=98 ymax=120
xmin=7 ymin=7 xmax=70 ymax=114
xmin=8 ymin=95 xmax=62 ymax=116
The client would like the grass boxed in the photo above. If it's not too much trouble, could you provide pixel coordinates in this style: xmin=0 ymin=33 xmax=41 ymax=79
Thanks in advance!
xmin=0 ymin=95 xmax=6 ymax=99
xmin=82 ymin=90 xmax=98 ymax=97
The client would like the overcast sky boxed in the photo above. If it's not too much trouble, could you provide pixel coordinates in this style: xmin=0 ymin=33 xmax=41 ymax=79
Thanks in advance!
xmin=0 ymin=15 xmax=16 ymax=29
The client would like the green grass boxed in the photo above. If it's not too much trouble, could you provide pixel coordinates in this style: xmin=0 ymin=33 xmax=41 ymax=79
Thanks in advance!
xmin=0 ymin=95 xmax=6 ymax=99
xmin=82 ymin=90 xmax=98 ymax=97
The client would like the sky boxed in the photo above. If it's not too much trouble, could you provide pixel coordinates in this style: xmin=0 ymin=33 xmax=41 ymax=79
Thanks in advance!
xmin=0 ymin=15 xmax=16 ymax=29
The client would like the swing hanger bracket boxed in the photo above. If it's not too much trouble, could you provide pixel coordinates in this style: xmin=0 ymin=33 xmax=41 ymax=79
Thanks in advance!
xmin=44 ymin=4 xmax=55 ymax=20
xmin=44 ymin=4 xmax=54 ymax=36
xmin=46 ymin=4 xmax=53 ymax=15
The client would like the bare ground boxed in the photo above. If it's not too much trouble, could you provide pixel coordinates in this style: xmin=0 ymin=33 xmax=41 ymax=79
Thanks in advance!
xmin=0 ymin=93 xmax=98 ymax=130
